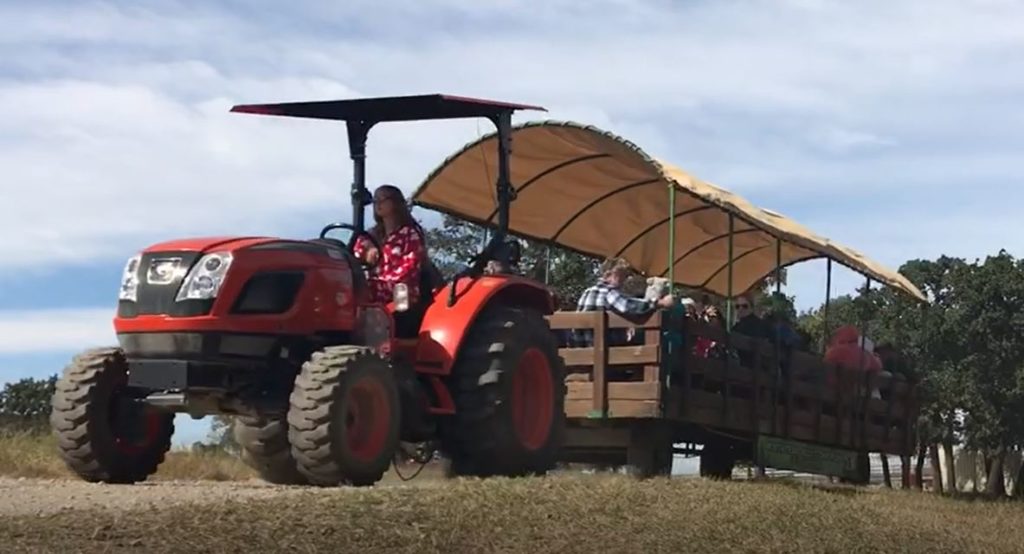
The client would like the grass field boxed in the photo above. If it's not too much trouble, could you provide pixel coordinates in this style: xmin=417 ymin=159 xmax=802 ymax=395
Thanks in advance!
xmin=0 ymin=430 xmax=255 ymax=481
xmin=3 ymin=431 xmax=1024 ymax=553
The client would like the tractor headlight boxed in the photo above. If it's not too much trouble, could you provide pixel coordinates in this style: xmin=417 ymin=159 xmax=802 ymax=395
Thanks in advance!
xmin=176 ymin=252 xmax=233 ymax=301
xmin=393 ymin=283 xmax=409 ymax=312
xmin=118 ymin=254 xmax=141 ymax=302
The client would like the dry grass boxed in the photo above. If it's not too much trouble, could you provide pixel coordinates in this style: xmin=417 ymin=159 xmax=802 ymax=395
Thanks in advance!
xmin=0 ymin=430 xmax=255 ymax=481
xmin=4 ymin=431 xmax=1024 ymax=552
xmin=0 ymin=430 xmax=70 ymax=479
xmin=0 ymin=430 xmax=445 ymax=483
xmin=3 ymin=475 xmax=1024 ymax=553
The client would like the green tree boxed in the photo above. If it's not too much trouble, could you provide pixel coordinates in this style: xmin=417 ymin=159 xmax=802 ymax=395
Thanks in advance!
xmin=0 ymin=375 xmax=57 ymax=431
xmin=423 ymin=214 xmax=600 ymax=310
xmin=943 ymin=252 xmax=1024 ymax=495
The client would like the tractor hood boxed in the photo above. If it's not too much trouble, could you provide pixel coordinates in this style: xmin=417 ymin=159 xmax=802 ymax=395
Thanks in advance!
xmin=141 ymin=236 xmax=277 ymax=254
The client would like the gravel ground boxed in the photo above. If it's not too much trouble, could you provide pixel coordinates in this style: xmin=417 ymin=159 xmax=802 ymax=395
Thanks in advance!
xmin=0 ymin=477 xmax=335 ymax=517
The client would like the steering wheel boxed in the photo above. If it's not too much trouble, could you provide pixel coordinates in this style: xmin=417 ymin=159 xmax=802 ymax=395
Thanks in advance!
xmin=318 ymin=222 xmax=383 ymax=268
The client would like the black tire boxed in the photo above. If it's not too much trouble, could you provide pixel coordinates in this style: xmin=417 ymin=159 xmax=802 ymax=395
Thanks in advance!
xmin=287 ymin=346 xmax=401 ymax=487
xmin=627 ymin=422 xmax=674 ymax=479
xmin=440 ymin=306 xmax=566 ymax=478
xmin=234 ymin=415 xmax=307 ymax=485
xmin=839 ymin=451 xmax=872 ymax=486
xmin=700 ymin=442 xmax=737 ymax=480
xmin=50 ymin=347 xmax=174 ymax=484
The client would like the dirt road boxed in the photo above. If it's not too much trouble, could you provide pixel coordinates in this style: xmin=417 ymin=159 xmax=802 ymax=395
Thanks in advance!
xmin=0 ymin=477 xmax=438 ymax=517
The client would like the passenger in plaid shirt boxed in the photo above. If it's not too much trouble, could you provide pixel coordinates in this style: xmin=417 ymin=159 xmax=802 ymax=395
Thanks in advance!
xmin=573 ymin=258 xmax=675 ymax=346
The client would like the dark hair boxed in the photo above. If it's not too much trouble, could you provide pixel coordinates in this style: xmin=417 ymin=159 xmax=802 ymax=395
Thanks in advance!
xmin=370 ymin=185 xmax=423 ymax=242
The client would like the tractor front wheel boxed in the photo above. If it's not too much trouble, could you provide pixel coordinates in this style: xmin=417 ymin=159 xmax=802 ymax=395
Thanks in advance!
xmin=50 ymin=347 xmax=174 ymax=484
xmin=441 ymin=306 xmax=566 ymax=478
xmin=287 ymin=346 xmax=400 ymax=487
xmin=234 ymin=415 xmax=307 ymax=485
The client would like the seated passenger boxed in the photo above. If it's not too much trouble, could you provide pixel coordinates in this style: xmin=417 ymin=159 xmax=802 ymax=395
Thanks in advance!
xmin=731 ymin=293 xmax=771 ymax=339
xmin=353 ymin=185 xmax=428 ymax=306
xmin=573 ymin=258 xmax=674 ymax=346
xmin=823 ymin=325 xmax=883 ymax=395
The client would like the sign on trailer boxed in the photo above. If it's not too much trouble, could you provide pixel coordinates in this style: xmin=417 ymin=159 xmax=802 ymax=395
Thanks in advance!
xmin=755 ymin=435 xmax=861 ymax=480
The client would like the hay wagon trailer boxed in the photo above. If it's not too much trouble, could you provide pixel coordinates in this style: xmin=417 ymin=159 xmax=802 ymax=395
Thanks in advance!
xmin=413 ymin=121 xmax=925 ymax=482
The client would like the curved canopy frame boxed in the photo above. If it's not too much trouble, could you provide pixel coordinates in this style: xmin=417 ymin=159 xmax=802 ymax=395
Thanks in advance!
xmin=411 ymin=121 xmax=926 ymax=302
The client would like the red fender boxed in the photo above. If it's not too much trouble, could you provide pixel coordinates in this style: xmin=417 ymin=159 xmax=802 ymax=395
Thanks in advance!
xmin=414 ymin=275 xmax=555 ymax=375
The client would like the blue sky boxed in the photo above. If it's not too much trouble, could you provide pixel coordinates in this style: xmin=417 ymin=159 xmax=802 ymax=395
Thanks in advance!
xmin=2 ymin=0 xmax=1023 ymax=445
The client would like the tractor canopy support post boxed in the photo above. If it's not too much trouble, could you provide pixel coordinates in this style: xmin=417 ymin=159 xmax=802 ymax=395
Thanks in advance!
xmin=347 ymin=120 xmax=375 ymax=234
xmin=491 ymin=110 xmax=514 ymax=249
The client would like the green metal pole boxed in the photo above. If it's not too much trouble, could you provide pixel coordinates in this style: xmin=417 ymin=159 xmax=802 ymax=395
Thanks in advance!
xmin=544 ymin=246 xmax=551 ymax=285
xmin=726 ymin=215 xmax=735 ymax=328
xmin=668 ymin=186 xmax=676 ymax=286
xmin=823 ymin=258 xmax=833 ymax=354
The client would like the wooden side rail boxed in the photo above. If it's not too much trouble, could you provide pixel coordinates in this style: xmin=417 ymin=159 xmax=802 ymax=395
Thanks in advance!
xmin=547 ymin=311 xmax=664 ymax=418
xmin=677 ymin=318 xmax=917 ymax=456
xmin=545 ymin=309 xmax=920 ymax=456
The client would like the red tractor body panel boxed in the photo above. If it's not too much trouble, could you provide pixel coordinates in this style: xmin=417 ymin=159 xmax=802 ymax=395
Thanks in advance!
xmin=114 ymin=236 xmax=363 ymax=336
xmin=415 ymin=275 xmax=556 ymax=376
xmin=143 ymin=236 xmax=273 ymax=252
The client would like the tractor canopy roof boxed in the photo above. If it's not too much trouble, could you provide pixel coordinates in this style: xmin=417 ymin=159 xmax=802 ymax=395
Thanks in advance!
xmin=231 ymin=93 xmax=546 ymax=123
xmin=412 ymin=121 xmax=927 ymax=302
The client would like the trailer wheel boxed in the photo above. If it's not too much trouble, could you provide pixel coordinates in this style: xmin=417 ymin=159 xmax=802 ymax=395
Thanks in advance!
xmin=50 ymin=347 xmax=174 ymax=484
xmin=839 ymin=451 xmax=871 ymax=486
xmin=441 ymin=306 xmax=566 ymax=478
xmin=287 ymin=346 xmax=400 ymax=486
xmin=700 ymin=441 xmax=737 ymax=480
xmin=627 ymin=422 xmax=674 ymax=478
xmin=234 ymin=415 xmax=307 ymax=485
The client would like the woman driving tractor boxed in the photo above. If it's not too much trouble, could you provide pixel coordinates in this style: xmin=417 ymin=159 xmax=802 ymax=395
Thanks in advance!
xmin=354 ymin=185 xmax=429 ymax=305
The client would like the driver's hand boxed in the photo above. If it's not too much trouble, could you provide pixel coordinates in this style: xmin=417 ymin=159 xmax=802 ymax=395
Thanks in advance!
xmin=363 ymin=247 xmax=380 ymax=265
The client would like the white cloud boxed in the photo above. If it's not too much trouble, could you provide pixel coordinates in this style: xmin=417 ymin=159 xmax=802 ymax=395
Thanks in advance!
xmin=0 ymin=308 xmax=114 ymax=355
xmin=0 ymin=0 xmax=1022 ymax=289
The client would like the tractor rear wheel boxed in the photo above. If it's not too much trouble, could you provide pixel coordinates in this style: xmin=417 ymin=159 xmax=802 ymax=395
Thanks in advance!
xmin=50 ymin=347 xmax=174 ymax=484
xmin=287 ymin=346 xmax=400 ymax=487
xmin=441 ymin=306 xmax=566 ymax=478
xmin=234 ymin=415 xmax=307 ymax=485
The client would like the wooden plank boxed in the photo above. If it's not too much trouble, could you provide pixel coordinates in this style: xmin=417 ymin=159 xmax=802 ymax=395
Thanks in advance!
xmin=546 ymin=310 xmax=662 ymax=330
xmin=566 ymin=381 xmax=660 ymax=401
xmin=656 ymin=383 xmax=911 ymax=457
xmin=644 ymin=327 xmax=660 ymax=382
xmin=546 ymin=311 xmax=596 ymax=330
xmin=565 ymin=398 xmax=660 ymax=419
xmin=786 ymin=381 xmax=908 ymax=420
xmin=607 ymin=311 xmax=661 ymax=330
xmin=559 ymin=345 xmax=659 ymax=368
xmin=593 ymin=311 xmax=607 ymax=417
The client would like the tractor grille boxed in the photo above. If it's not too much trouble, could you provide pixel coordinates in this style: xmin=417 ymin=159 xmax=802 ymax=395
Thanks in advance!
xmin=118 ymin=251 xmax=213 ymax=317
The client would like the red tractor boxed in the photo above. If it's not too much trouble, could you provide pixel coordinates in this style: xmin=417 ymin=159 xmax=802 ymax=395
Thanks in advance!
xmin=50 ymin=94 xmax=566 ymax=486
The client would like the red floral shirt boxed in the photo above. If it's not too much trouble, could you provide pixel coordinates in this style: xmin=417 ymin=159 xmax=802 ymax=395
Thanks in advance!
xmin=354 ymin=224 xmax=424 ymax=305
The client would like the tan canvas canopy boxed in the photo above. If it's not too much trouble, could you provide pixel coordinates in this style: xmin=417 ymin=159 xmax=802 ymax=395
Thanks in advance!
xmin=412 ymin=121 xmax=926 ymax=302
